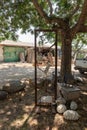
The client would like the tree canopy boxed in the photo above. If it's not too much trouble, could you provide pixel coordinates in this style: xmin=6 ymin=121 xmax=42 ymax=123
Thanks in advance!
xmin=0 ymin=1 xmax=18 ymax=41
xmin=1 ymin=1 xmax=87 ymax=39
xmin=30 ymin=0 xmax=87 ymax=81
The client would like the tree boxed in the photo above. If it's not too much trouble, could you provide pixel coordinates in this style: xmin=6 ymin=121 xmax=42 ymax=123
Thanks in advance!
xmin=31 ymin=0 xmax=87 ymax=82
xmin=0 ymin=1 xmax=18 ymax=41
xmin=1 ymin=0 xmax=87 ymax=82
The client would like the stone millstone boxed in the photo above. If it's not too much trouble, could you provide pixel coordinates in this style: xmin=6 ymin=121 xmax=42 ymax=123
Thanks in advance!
xmin=0 ymin=90 xmax=8 ymax=100
xmin=3 ymin=80 xmax=26 ymax=93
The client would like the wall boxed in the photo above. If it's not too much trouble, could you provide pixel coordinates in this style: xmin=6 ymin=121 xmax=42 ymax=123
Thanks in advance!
xmin=3 ymin=46 xmax=25 ymax=62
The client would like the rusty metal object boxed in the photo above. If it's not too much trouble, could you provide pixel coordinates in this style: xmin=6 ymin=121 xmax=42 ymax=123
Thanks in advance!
xmin=34 ymin=29 xmax=58 ymax=106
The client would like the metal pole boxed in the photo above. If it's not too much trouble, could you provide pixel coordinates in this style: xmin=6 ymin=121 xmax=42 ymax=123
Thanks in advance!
xmin=55 ymin=30 xmax=58 ymax=100
xmin=35 ymin=30 xmax=37 ymax=106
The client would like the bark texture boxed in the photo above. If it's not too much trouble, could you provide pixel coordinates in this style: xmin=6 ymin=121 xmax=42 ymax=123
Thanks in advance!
xmin=61 ymin=30 xmax=72 ymax=82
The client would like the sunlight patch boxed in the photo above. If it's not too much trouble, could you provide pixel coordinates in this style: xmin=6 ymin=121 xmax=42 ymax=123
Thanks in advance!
xmin=11 ymin=114 xmax=29 ymax=128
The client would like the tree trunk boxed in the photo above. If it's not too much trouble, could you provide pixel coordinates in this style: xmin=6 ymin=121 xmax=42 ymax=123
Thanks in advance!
xmin=60 ymin=30 xmax=73 ymax=83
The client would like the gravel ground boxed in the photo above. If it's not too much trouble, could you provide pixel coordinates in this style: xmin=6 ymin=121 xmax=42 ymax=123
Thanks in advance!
xmin=0 ymin=62 xmax=77 ymax=87
xmin=0 ymin=62 xmax=34 ymax=87
xmin=0 ymin=62 xmax=59 ymax=88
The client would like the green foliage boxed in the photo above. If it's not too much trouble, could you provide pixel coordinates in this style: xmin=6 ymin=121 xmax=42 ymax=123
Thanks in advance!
xmin=8 ymin=0 xmax=85 ymax=32
xmin=37 ymin=31 xmax=56 ymax=46
xmin=0 ymin=0 xmax=86 ymax=45
xmin=72 ymin=33 xmax=87 ymax=59
xmin=0 ymin=1 xmax=18 ymax=41
xmin=72 ymin=33 xmax=87 ymax=49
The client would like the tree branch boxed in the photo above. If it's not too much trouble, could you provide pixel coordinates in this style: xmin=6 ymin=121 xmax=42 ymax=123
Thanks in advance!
xmin=71 ymin=0 xmax=87 ymax=37
xmin=77 ymin=0 xmax=87 ymax=25
xmin=32 ymin=0 xmax=65 ymax=28
xmin=68 ymin=4 xmax=80 ymax=19
xmin=71 ymin=0 xmax=87 ymax=39
xmin=32 ymin=0 xmax=50 ymax=23
xmin=46 ymin=0 xmax=53 ymax=15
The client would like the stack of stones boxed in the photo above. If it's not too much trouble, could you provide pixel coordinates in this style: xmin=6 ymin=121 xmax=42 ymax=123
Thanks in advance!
xmin=56 ymin=83 xmax=80 ymax=121
xmin=56 ymin=97 xmax=80 ymax=120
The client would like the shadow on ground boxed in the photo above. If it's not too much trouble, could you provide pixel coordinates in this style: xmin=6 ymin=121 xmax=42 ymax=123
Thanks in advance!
xmin=0 ymin=79 xmax=87 ymax=130
xmin=0 ymin=63 xmax=87 ymax=130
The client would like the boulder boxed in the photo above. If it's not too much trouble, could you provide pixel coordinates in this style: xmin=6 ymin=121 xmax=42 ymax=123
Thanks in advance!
xmin=3 ymin=80 xmax=26 ymax=93
xmin=40 ymin=96 xmax=53 ymax=104
xmin=70 ymin=101 xmax=78 ymax=110
xmin=63 ymin=110 xmax=80 ymax=120
xmin=57 ymin=104 xmax=67 ymax=114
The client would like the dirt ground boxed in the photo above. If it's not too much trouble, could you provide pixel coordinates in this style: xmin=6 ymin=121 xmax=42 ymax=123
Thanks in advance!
xmin=0 ymin=62 xmax=87 ymax=130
